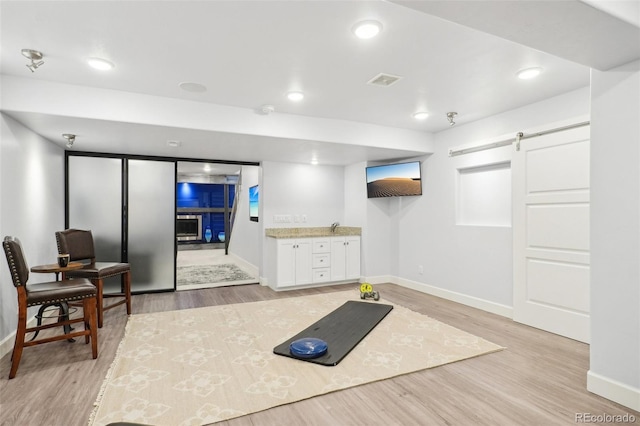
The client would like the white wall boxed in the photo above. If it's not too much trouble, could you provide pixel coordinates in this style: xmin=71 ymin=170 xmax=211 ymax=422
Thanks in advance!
xmin=228 ymin=165 xmax=260 ymax=270
xmin=369 ymin=86 xmax=591 ymax=314
xmin=261 ymin=161 xmax=344 ymax=228
xmin=0 ymin=113 xmax=65 ymax=356
xmin=588 ymin=60 xmax=640 ymax=411
xmin=260 ymin=161 xmax=345 ymax=284
xmin=344 ymin=162 xmax=397 ymax=280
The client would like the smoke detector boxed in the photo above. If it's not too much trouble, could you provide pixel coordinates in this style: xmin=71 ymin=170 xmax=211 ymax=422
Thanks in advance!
xmin=367 ymin=73 xmax=403 ymax=87
xmin=257 ymin=104 xmax=275 ymax=115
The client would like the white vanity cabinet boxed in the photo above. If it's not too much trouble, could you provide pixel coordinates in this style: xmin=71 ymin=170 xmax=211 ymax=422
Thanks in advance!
xmin=330 ymin=235 xmax=361 ymax=281
xmin=275 ymin=238 xmax=312 ymax=288
xmin=265 ymin=228 xmax=361 ymax=290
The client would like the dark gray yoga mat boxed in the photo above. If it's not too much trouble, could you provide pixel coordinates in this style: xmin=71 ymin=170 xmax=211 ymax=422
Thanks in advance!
xmin=273 ymin=300 xmax=393 ymax=366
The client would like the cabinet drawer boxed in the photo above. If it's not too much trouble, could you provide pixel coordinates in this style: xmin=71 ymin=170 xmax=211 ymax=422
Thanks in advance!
xmin=312 ymin=253 xmax=330 ymax=268
xmin=312 ymin=267 xmax=331 ymax=283
xmin=312 ymin=239 xmax=331 ymax=253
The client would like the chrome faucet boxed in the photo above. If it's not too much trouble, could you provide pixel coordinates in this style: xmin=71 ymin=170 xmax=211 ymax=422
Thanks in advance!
xmin=331 ymin=222 xmax=340 ymax=233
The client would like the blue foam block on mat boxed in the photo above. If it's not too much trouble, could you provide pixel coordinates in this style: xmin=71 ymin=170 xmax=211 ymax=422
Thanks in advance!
xmin=289 ymin=337 xmax=328 ymax=359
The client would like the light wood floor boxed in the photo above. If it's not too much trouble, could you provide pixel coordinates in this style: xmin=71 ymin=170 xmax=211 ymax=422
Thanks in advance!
xmin=0 ymin=283 xmax=637 ymax=426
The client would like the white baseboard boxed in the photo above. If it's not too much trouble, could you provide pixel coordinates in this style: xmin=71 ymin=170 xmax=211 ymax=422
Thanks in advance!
xmin=362 ymin=275 xmax=395 ymax=285
xmin=227 ymin=252 xmax=259 ymax=278
xmin=267 ymin=280 xmax=358 ymax=292
xmin=364 ymin=275 xmax=513 ymax=318
xmin=0 ymin=332 xmax=14 ymax=360
xmin=0 ymin=315 xmax=37 ymax=359
xmin=587 ymin=370 xmax=640 ymax=412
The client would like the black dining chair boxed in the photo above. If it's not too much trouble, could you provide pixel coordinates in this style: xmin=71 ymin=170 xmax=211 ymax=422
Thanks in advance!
xmin=2 ymin=236 xmax=98 ymax=379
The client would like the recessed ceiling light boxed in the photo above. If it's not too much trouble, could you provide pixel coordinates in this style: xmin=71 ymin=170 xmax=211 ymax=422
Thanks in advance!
xmin=517 ymin=67 xmax=543 ymax=80
xmin=179 ymin=82 xmax=207 ymax=93
xmin=203 ymin=164 xmax=211 ymax=172
xmin=87 ymin=57 xmax=115 ymax=71
xmin=352 ymin=20 xmax=382 ymax=39
xmin=287 ymin=91 xmax=304 ymax=101
xmin=311 ymin=158 xmax=319 ymax=165
xmin=413 ymin=111 xmax=429 ymax=120
xmin=167 ymin=140 xmax=181 ymax=147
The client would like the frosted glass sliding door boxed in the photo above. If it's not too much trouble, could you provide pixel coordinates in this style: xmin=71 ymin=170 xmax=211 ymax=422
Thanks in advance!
xmin=128 ymin=159 xmax=175 ymax=292
xmin=68 ymin=155 xmax=176 ymax=293
xmin=68 ymin=156 xmax=123 ymax=261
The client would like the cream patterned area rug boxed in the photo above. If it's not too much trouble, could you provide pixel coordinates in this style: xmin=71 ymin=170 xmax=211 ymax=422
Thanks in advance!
xmin=90 ymin=290 xmax=503 ymax=425
xmin=176 ymin=264 xmax=255 ymax=286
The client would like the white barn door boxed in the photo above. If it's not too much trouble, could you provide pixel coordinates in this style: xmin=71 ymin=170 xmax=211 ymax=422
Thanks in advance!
xmin=513 ymin=125 xmax=590 ymax=343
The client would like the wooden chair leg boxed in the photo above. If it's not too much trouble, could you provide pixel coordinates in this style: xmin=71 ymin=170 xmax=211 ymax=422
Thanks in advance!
xmin=84 ymin=300 xmax=90 ymax=345
xmin=124 ymin=271 xmax=132 ymax=315
xmin=95 ymin=278 xmax=104 ymax=328
xmin=83 ymin=297 xmax=98 ymax=359
xmin=10 ymin=305 xmax=27 ymax=379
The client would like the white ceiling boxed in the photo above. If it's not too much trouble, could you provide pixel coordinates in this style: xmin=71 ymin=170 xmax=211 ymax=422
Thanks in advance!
xmin=1 ymin=1 xmax=637 ymax=167
xmin=177 ymin=161 xmax=243 ymax=179
xmin=394 ymin=0 xmax=640 ymax=71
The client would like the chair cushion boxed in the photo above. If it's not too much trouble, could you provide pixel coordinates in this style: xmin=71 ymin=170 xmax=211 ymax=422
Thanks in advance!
xmin=65 ymin=262 xmax=130 ymax=279
xmin=26 ymin=279 xmax=97 ymax=307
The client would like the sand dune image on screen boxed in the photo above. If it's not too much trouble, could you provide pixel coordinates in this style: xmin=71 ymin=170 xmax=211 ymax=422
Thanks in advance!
xmin=366 ymin=161 xmax=422 ymax=198
xmin=367 ymin=177 xmax=421 ymax=197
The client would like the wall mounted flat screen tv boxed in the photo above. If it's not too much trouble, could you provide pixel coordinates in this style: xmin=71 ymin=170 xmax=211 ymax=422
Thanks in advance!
xmin=249 ymin=185 xmax=259 ymax=222
xmin=366 ymin=161 xmax=422 ymax=198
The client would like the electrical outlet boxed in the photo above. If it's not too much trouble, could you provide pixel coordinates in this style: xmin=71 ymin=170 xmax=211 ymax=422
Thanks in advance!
xmin=294 ymin=215 xmax=300 ymax=223
xmin=274 ymin=214 xmax=289 ymax=223
xmin=302 ymin=214 xmax=307 ymax=223
xmin=418 ymin=265 xmax=423 ymax=274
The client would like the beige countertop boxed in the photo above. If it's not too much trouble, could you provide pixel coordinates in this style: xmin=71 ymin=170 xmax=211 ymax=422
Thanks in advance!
xmin=265 ymin=226 xmax=361 ymax=238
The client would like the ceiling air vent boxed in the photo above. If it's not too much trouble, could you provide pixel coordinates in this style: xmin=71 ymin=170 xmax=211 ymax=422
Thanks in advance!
xmin=367 ymin=73 xmax=403 ymax=87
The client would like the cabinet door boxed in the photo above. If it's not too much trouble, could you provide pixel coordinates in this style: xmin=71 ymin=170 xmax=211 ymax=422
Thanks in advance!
xmin=277 ymin=239 xmax=297 ymax=288
xmin=330 ymin=237 xmax=347 ymax=281
xmin=294 ymin=239 xmax=313 ymax=285
xmin=345 ymin=236 xmax=361 ymax=280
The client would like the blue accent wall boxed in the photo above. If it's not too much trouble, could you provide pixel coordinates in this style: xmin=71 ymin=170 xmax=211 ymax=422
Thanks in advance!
xmin=177 ymin=182 xmax=235 ymax=208
xmin=177 ymin=182 xmax=235 ymax=242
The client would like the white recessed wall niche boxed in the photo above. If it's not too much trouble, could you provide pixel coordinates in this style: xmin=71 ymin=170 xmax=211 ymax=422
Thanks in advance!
xmin=457 ymin=162 xmax=512 ymax=227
